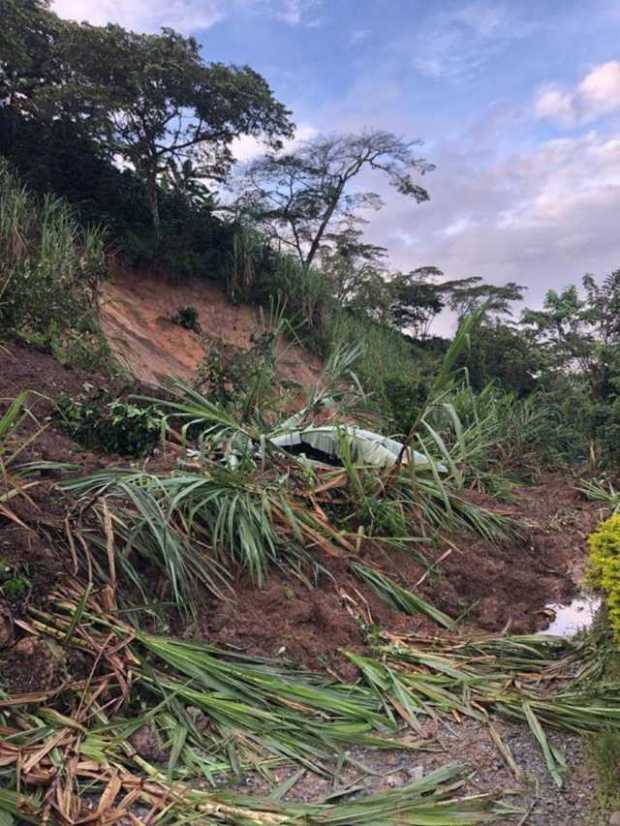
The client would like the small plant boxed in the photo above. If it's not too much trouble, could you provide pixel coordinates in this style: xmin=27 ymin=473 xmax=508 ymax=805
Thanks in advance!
xmin=171 ymin=305 xmax=200 ymax=332
xmin=0 ymin=559 xmax=31 ymax=602
xmin=57 ymin=389 xmax=165 ymax=456
xmin=588 ymin=515 xmax=620 ymax=640
xmin=1 ymin=575 xmax=30 ymax=601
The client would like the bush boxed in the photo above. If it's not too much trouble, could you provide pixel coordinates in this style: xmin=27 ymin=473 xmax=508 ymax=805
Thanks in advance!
xmin=171 ymin=305 xmax=200 ymax=332
xmin=57 ymin=390 xmax=165 ymax=456
xmin=588 ymin=515 xmax=620 ymax=640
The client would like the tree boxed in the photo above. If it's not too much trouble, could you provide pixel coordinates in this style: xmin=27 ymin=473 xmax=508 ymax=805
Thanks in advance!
xmin=445 ymin=279 xmax=525 ymax=321
xmin=521 ymin=271 xmax=620 ymax=398
xmin=0 ymin=0 xmax=69 ymax=111
xmin=390 ymin=267 xmax=447 ymax=338
xmin=237 ymin=130 xmax=434 ymax=270
xmin=2 ymin=11 xmax=294 ymax=237
xmin=319 ymin=226 xmax=389 ymax=312
xmin=458 ymin=322 xmax=541 ymax=395
xmin=61 ymin=25 xmax=294 ymax=236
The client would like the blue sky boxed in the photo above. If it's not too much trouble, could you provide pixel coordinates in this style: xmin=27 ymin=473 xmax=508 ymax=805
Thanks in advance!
xmin=53 ymin=0 xmax=620 ymax=316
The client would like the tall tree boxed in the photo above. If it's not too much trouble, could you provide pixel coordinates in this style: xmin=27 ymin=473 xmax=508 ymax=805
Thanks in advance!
xmin=445 ymin=279 xmax=525 ymax=321
xmin=390 ymin=267 xmax=447 ymax=338
xmin=1 ymin=10 xmax=294 ymax=237
xmin=60 ymin=25 xmax=294 ymax=236
xmin=237 ymin=130 xmax=434 ymax=270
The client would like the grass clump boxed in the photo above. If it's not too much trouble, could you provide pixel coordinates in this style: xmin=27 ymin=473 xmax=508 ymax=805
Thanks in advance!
xmin=0 ymin=158 xmax=110 ymax=371
xmin=588 ymin=515 xmax=620 ymax=641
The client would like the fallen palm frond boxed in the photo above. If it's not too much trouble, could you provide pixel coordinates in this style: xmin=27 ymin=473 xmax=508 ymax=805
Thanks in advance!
xmin=0 ymin=582 xmax=502 ymax=824
xmin=0 ymin=721 xmax=499 ymax=826
xmin=578 ymin=478 xmax=620 ymax=512
xmin=349 ymin=630 xmax=620 ymax=787
xmin=18 ymin=582 xmax=400 ymax=772
xmin=389 ymin=468 xmax=515 ymax=544
xmin=145 ymin=340 xmax=369 ymax=447
xmin=60 ymin=460 xmax=354 ymax=612
xmin=350 ymin=562 xmax=455 ymax=629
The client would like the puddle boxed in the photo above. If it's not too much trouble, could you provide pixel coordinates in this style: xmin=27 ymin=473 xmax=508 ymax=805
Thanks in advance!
xmin=541 ymin=594 xmax=601 ymax=637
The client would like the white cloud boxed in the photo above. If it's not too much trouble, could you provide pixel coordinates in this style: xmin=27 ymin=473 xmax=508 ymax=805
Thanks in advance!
xmin=274 ymin=0 xmax=322 ymax=26
xmin=52 ymin=0 xmax=323 ymax=32
xmin=534 ymin=85 xmax=577 ymax=127
xmin=231 ymin=122 xmax=318 ymax=162
xmin=535 ymin=60 xmax=620 ymax=126
xmin=361 ymin=129 xmax=620 ymax=318
xmin=52 ymin=0 xmax=224 ymax=32
xmin=350 ymin=28 xmax=370 ymax=46
xmin=579 ymin=60 xmax=620 ymax=117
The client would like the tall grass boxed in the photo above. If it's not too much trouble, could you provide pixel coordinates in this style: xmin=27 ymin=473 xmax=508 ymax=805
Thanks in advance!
xmin=330 ymin=311 xmax=426 ymax=409
xmin=0 ymin=159 xmax=108 ymax=363
xmin=249 ymin=245 xmax=334 ymax=353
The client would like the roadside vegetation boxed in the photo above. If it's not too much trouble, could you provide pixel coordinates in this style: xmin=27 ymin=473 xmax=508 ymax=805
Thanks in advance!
xmin=2 ymin=2 xmax=620 ymax=823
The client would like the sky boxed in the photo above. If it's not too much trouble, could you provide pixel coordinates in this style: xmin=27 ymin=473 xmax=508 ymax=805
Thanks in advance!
xmin=52 ymin=0 xmax=620 ymax=316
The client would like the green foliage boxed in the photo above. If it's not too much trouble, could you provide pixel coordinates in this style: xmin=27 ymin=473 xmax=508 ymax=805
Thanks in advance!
xmin=589 ymin=515 xmax=620 ymax=641
xmin=0 ymin=159 xmax=111 ymax=368
xmin=0 ymin=555 xmax=31 ymax=602
xmin=1 ymin=575 xmax=30 ymax=601
xmin=251 ymin=252 xmax=333 ymax=353
xmin=457 ymin=322 xmax=540 ymax=396
xmin=57 ymin=390 xmax=165 ymax=456
xmin=329 ymin=311 xmax=434 ymax=421
xmin=171 ymin=304 xmax=200 ymax=332
xmin=383 ymin=373 xmax=431 ymax=433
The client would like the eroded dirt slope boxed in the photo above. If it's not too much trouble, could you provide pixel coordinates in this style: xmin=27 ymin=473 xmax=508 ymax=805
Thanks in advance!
xmin=100 ymin=265 xmax=323 ymax=387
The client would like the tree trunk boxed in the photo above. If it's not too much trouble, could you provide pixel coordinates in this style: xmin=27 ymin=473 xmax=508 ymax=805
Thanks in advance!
xmin=304 ymin=181 xmax=345 ymax=270
xmin=146 ymin=168 xmax=160 ymax=243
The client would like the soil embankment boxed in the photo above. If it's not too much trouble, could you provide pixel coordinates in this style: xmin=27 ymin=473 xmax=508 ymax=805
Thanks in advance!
xmin=99 ymin=266 xmax=323 ymax=387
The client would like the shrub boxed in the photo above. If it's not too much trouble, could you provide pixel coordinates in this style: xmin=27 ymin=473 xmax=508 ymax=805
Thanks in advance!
xmin=588 ymin=515 xmax=620 ymax=640
xmin=171 ymin=305 xmax=200 ymax=332
xmin=57 ymin=390 xmax=165 ymax=456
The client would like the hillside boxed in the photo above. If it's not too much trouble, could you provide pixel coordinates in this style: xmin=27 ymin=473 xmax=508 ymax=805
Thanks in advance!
xmin=4 ymin=3 xmax=620 ymax=822
xmin=100 ymin=265 xmax=323 ymax=387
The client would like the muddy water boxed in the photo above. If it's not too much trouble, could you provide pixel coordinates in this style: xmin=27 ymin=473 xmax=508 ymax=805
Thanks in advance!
xmin=541 ymin=594 xmax=601 ymax=637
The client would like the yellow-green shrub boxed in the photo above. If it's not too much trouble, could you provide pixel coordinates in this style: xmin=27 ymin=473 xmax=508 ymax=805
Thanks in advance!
xmin=588 ymin=514 xmax=620 ymax=639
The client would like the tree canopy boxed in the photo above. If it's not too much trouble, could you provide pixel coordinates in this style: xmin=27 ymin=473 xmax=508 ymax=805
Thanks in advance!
xmin=237 ymin=130 xmax=434 ymax=270
xmin=1 ymin=2 xmax=294 ymax=235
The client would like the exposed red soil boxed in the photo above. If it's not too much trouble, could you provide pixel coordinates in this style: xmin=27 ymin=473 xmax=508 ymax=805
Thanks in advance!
xmin=100 ymin=265 xmax=323 ymax=387
xmin=0 ymin=338 xmax=95 ymax=411
xmin=199 ymin=551 xmax=437 ymax=680
xmin=436 ymin=481 xmax=605 ymax=633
